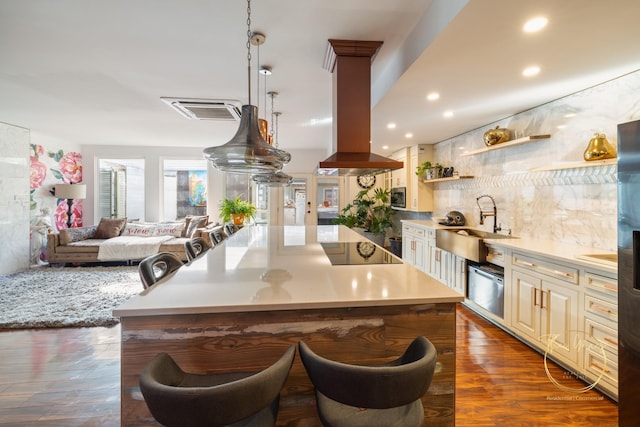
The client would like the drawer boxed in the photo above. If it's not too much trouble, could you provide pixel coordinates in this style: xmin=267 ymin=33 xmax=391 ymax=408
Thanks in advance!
xmin=584 ymin=271 xmax=617 ymax=301
xmin=402 ymin=225 xmax=425 ymax=237
xmin=485 ymin=243 xmax=505 ymax=267
xmin=584 ymin=317 xmax=618 ymax=355
xmin=584 ymin=347 xmax=618 ymax=387
xmin=584 ymin=294 xmax=618 ymax=323
xmin=512 ymin=253 xmax=578 ymax=284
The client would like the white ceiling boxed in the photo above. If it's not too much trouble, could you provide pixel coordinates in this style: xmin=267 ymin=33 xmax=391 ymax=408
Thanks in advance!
xmin=2 ymin=0 xmax=640 ymax=160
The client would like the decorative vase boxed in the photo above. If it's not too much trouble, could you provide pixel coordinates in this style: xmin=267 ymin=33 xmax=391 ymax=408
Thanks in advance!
xmin=232 ymin=214 xmax=245 ymax=225
xmin=483 ymin=125 xmax=512 ymax=146
xmin=584 ymin=133 xmax=616 ymax=161
xmin=389 ymin=237 xmax=402 ymax=258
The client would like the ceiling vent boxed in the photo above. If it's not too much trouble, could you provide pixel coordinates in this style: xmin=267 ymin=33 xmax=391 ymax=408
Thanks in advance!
xmin=161 ymin=97 xmax=242 ymax=121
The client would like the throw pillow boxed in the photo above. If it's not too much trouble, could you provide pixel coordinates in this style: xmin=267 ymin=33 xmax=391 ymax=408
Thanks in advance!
xmin=59 ymin=226 xmax=98 ymax=245
xmin=122 ymin=223 xmax=157 ymax=237
xmin=183 ymin=215 xmax=209 ymax=238
xmin=94 ymin=217 xmax=127 ymax=239
xmin=154 ymin=222 xmax=184 ymax=237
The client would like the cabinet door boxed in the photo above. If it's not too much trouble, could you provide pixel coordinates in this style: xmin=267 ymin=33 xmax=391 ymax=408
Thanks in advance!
xmin=451 ymin=255 xmax=466 ymax=295
xmin=511 ymin=270 xmax=540 ymax=341
xmin=413 ymin=235 xmax=426 ymax=271
xmin=541 ymin=279 xmax=579 ymax=364
xmin=402 ymin=234 xmax=414 ymax=265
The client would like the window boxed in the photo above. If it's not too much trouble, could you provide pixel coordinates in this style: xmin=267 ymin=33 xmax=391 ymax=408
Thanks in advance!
xmin=98 ymin=159 xmax=144 ymax=221
xmin=163 ymin=159 xmax=208 ymax=221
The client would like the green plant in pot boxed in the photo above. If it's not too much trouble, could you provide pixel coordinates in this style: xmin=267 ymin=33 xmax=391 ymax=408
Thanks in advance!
xmin=333 ymin=187 xmax=394 ymax=246
xmin=219 ymin=196 xmax=256 ymax=225
xmin=415 ymin=161 xmax=432 ymax=178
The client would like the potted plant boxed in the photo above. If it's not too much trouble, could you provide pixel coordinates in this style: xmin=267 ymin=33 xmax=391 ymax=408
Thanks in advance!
xmin=219 ymin=196 xmax=256 ymax=225
xmin=415 ymin=161 xmax=432 ymax=178
xmin=333 ymin=187 xmax=394 ymax=246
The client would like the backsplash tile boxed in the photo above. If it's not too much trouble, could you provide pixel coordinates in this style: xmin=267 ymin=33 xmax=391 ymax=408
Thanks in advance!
xmin=433 ymin=70 xmax=640 ymax=252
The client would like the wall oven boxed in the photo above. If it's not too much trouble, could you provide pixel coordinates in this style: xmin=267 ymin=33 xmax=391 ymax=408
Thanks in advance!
xmin=390 ymin=187 xmax=406 ymax=209
xmin=467 ymin=261 xmax=504 ymax=318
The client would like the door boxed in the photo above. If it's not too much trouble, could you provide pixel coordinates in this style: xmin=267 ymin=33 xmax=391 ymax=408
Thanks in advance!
xmin=316 ymin=177 xmax=340 ymax=225
xmin=274 ymin=174 xmax=316 ymax=226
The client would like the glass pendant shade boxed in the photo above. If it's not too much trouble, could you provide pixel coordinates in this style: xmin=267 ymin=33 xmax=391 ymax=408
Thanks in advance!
xmin=203 ymin=105 xmax=291 ymax=174
xmin=252 ymin=170 xmax=293 ymax=186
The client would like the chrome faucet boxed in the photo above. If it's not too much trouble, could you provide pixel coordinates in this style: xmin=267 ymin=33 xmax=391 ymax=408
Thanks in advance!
xmin=476 ymin=194 xmax=498 ymax=233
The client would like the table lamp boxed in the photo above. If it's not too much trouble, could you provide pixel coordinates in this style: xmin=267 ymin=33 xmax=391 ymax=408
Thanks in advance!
xmin=54 ymin=183 xmax=86 ymax=228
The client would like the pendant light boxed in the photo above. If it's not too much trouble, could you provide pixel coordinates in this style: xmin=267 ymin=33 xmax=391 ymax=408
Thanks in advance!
xmin=203 ymin=0 xmax=291 ymax=174
xmin=253 ymin=103 xmax=293 ymax=186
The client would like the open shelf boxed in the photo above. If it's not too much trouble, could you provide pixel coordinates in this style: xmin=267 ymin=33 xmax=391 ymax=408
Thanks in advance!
xmin=423 ymin=175 xmax=474 ymax=183
xmin=529 ymin=158 xmax=617 ymax=172
xmin=460 ymin=134 xmax=551 ymax=156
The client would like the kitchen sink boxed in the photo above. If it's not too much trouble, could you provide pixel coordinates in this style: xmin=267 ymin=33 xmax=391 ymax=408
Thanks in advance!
xmin=436 ymin=228 xmax=518 ymax=263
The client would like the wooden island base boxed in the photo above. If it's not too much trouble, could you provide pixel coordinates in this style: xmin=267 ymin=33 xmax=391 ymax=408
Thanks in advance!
xmin=120 ymin=302 xmax=456 ymax=426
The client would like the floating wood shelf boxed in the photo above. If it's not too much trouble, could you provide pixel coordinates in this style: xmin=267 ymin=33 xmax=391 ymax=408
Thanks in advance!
xmin=423 ymin=175 xmax=474 ymax=183
xmin=529 ymin=158 xmax=617 ymax=172
xmin=460 ymin=135 xmax=551 ymax=156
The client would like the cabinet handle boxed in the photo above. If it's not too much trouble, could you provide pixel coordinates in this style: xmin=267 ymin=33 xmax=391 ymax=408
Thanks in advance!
xmin=591 ymin=304 xmax=614 ymax=315
xmin=540 ymin=290 xmax=546 ymax=309
xmin=603 ymin=337 xmax=619 ymax=346
xmin=590 ymin=361 xmax=611 ymax=374
xmin=518 ymin=260 xmax=536 ymax=267
xmin=553 ymin=269 xmax=573 ymax=279
xmin=533 ymin=288 xmax=539 ymax=307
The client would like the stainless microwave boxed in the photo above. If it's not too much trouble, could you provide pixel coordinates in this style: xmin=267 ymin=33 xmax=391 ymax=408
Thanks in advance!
xmin=390 ymin=187 xmax=406 ymax=209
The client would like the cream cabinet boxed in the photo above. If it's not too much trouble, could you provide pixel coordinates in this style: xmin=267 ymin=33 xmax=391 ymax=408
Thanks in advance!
xmin=390 ymin=148 xmax=408 ymax=188
xmin=408 ymin=145 xmax=434 ymax=212
xmin=402 ymin=223 xmax=426 ymax=271
xmin=510 ymin=252 xmax=580 ymax=366
xmin=582 ymin=269 xmax=618 ymax=397
xmin=426 ymin=228 xmax=450 ymax=284
xmin=450 ymin=255 xmax=467 ymax=296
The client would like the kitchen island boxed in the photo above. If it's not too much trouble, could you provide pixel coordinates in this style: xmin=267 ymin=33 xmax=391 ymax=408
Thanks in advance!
xmin=114 ymin=225 xmax=463 ymax=426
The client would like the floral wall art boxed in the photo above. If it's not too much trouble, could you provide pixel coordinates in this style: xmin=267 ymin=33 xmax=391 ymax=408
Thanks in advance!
xmin=29 ymin=144 xmax=83 ymax=264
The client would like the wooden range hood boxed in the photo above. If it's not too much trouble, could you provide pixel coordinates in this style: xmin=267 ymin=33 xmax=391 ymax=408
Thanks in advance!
xmin=318 ymin=39 xmax=404 ymax=176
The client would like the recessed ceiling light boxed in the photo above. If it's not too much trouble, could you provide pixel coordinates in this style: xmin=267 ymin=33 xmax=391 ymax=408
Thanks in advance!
xmin=387 ymin=122 xmax=396 ymax=129
xmin=522 ymin=66 xmax=541 ymax=77
xmin=523 ymin=17 xmax=548 ymax=33
xmin=382 ymin=145 xmax=389 ymax=150
xmin=427 ymin=92 xmax=440 ymax=101
xmin=443 ymin=110 xmax=454 ymax=118
xmin=404 ymin=133 xmax=413 ymax=139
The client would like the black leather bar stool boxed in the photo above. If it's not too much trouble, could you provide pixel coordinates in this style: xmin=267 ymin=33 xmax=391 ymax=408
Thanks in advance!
xmin=139 ymin=345 xmax=296 ymax=427
xmin=184 ymin=236 xmax=209 ymax=264
xmin=138 ymin=252 xmax=184 ymax=289
xmin=299 ymin=336 xmax=437 ymax=427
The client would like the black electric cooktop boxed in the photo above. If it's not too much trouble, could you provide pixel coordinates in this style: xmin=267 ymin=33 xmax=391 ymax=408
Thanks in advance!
xmin=320 ymin=242 xmax=403 ymax=266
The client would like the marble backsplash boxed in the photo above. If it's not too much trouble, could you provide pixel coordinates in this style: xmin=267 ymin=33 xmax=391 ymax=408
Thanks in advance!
xmin=431 ymin=69 xmax=640 ymax=252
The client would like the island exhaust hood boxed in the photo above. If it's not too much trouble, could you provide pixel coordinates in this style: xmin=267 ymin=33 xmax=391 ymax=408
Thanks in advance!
xmin=318 ymin=39 xmax=403 ymax=176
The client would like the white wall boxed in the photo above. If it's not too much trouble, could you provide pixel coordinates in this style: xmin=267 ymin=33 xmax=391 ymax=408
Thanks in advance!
xmin=0 ymin=122 xmax=30 ymax=274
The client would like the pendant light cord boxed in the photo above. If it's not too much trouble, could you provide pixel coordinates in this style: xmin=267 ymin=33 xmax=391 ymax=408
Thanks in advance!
xmin=246 ymin=0 xmax=252 ymax=105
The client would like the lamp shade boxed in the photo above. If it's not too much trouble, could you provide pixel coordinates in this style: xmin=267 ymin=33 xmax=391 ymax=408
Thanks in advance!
xmin=55 ymin=184 xmax=86 ymax=199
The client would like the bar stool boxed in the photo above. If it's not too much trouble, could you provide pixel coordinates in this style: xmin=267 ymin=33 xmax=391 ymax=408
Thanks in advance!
xmin=209 ymin=225 xmax=225 ymax=246
xmin=138 ymin=252 xmax=184 ymax=289
xmin=184 ymin=236 xmax=210 ymax=264
xmin=139 ymin=346 xmax=296 ymax=427
xmin=298 ymin=336 xmax=437 ymax=427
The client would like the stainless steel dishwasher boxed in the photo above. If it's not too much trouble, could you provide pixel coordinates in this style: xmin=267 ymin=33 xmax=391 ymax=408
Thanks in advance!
xmin=467 ymin=262 xmax=504 ymax=318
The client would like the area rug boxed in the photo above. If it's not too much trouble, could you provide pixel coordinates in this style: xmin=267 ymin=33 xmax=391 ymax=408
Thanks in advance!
xmin=0 ymin=265 xmax=141 ymax=329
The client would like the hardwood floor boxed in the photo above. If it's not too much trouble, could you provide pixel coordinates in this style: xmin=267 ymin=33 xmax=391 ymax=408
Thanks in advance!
xmin=0 ymin=305 xmax=617 ymax=426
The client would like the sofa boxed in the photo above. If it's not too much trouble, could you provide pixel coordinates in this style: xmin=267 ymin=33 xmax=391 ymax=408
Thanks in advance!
xmin=46 ymin=216 xmax=219 ymax=265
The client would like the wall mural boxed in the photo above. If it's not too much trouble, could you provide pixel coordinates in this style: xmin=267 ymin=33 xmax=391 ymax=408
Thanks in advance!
xmin=29 ymin=144 xmax=83 ymax=264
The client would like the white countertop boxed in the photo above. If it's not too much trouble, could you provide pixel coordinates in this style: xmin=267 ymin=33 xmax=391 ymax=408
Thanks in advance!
xmin=114 ymin=225 xmax=463 ymax=317
xmin=401 ymin=219 xmax=617 ymax=274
